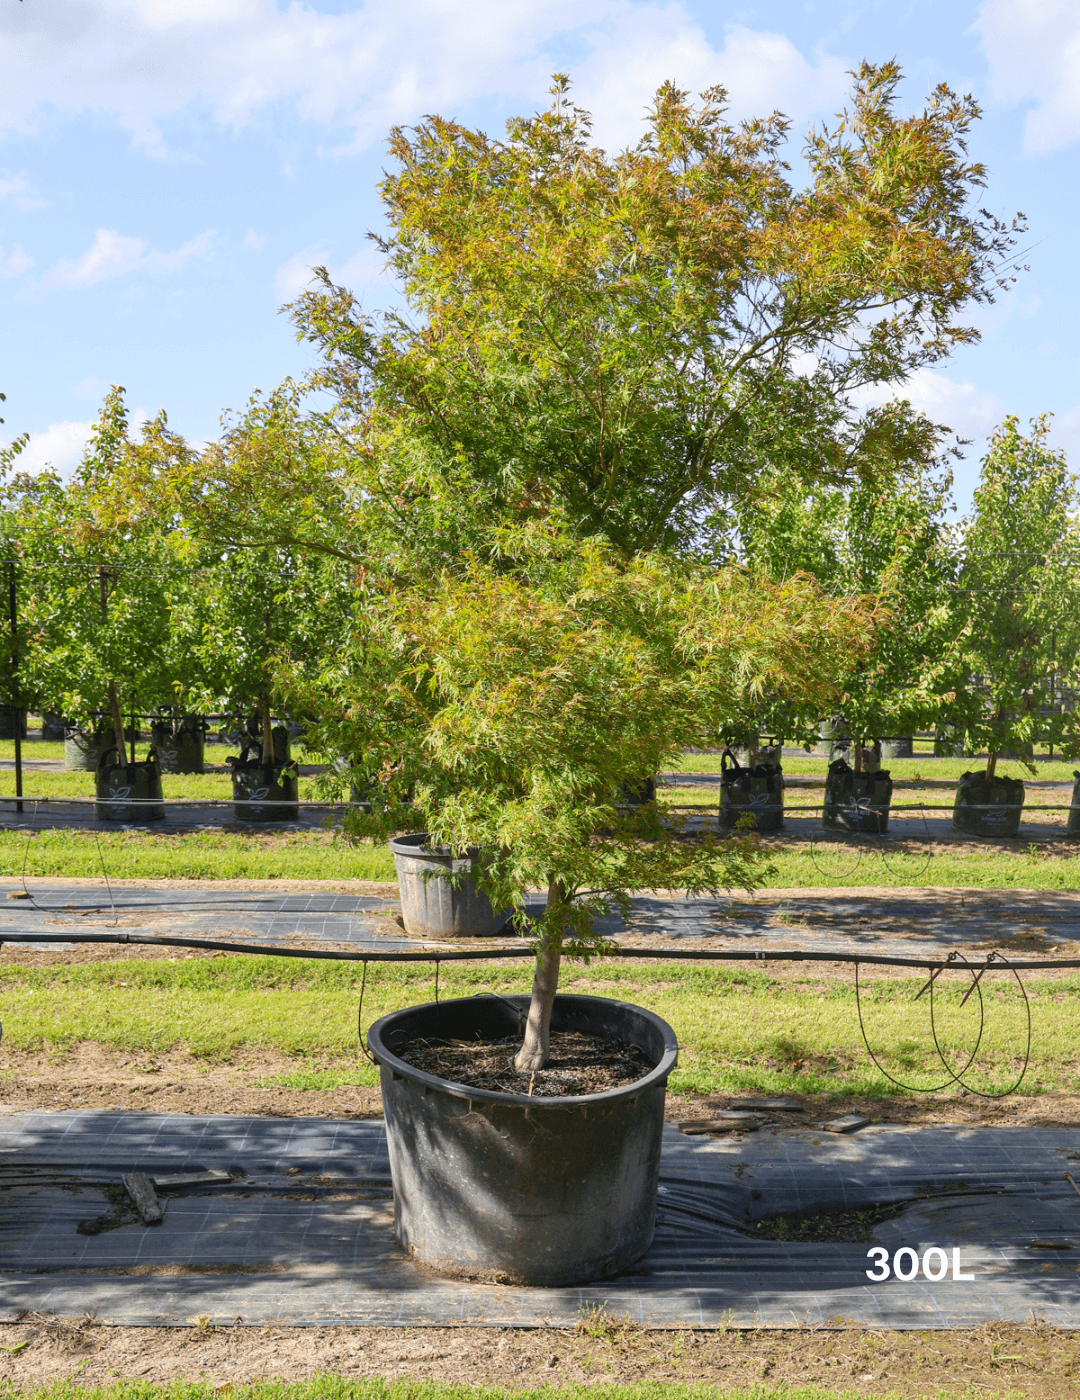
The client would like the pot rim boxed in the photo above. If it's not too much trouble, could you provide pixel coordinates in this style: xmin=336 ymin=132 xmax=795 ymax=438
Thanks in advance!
xmin=368 ymin=992 xmax=678 ymax=1109
xmin=389 ymin=831 xmax=480 ymax=862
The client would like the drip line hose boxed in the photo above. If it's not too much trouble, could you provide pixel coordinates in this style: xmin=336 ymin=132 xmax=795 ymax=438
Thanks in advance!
xmin=1 ymin=929 xmax=1059 ymax=1097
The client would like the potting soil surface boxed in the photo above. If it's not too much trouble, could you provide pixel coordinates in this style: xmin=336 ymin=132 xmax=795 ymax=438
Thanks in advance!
xmin=398 ymin=1031 xmax=655 ymax=1096
xmin=2 ymin=1111 xmax=1080 ymax=1329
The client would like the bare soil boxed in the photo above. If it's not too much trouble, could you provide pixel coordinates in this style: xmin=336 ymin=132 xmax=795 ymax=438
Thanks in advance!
xmin=1 ymin=1314 xmax=1079 ymax=1395
xmin=400 ymin=1030 xmax=655 ymax=1096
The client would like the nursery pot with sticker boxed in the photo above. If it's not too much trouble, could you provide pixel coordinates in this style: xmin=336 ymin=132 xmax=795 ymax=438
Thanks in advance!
xmin=951 ymin=770 xmax=1025 ymax=837
xmin=94 ymin=745 xmax=165 ymax=822
xmin=227 ymin=742 xmax=299 ymax=821
xmin=367 ymin=993 xmax=678 ymax=1287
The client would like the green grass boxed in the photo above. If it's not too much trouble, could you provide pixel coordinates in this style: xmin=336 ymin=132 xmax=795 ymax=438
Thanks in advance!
xmin=1 ymin=955 xmax=1068 ymax=1101
xmin=0 ymin=828 xmax=396 ymax=881
xmin=0 ymin=1382 xmax=899 ymax=1400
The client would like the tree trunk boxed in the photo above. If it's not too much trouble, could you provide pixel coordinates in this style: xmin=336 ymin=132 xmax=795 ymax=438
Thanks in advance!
xmin=986 ymin=750 xmax=998 ymax=784
xmin=261 ymin=695 xmax=275 ymax=764
xmin=513 ymin=879 xmax=567 ymax=1073
xmin=853 ymin=740 xmax=864 ymax=774
xmin=107 ymin=679 xmax=127 ymax=767
xmin=747 ymin=734 xmax=759 ymax=767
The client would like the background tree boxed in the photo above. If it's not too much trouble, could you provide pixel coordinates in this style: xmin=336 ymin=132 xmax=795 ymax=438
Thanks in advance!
xmin=729 ymin=402 xmax=964 ymax=767
xmin=950 ymin=416 xmax=1080 ymax=778
xmin=14 ymin=390 xmax=192 ymax=761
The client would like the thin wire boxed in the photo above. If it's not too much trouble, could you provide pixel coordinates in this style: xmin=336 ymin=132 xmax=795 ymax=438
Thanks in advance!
xmin=356 ymin=959 xmax=376 ymax=1064
xmin=946 ymin=951 xmax=1032 ymax=1100
xmin=855 ymin=952 xmax=986 ymax=1094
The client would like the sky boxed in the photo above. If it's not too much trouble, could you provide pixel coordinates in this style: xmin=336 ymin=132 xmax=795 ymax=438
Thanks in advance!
xmin=1 ymin=0 xmax=1078 ymax=514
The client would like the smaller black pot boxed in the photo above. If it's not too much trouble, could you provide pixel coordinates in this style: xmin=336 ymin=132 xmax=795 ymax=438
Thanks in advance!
xmin=823 ymin=759 xmax=893 ymax=834
xmin=42 ymin=712 xmax=66 ymax=742
xmin=0 ymin=705 xmax=27 ymax=741
xmin=227 ymin=744 xmax=299 ymax=821
xmin=1069 ymin=772 xmax=1080 ymax=839
xmin=151 ymin=717 xmax=207 ymax=774
xmin=879 ymin=737 xmax=913 ymax=761
xmin=718 ymin=750 xmax=784 ymax=831
xmin=94 ymin=747 xmax=165 ymax=822
xmin=952 ymin=771 xmax=1025 ymax=837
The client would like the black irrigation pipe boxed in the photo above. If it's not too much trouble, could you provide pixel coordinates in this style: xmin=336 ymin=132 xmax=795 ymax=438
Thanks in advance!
xmin=4 ymin=929 xmax=1080 ymax=971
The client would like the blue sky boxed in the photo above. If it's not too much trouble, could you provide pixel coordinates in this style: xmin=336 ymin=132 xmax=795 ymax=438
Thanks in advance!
xmin=1 ymin=0 xmax=1077 ymax=513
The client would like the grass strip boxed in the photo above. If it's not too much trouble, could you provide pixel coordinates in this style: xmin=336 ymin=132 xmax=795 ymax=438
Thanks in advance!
xmin=0 ymin=829 xmax=396 ymax=881
xmin=0 ymin=1380 xmax=907 ymax=1400
xmin=5 ymin=828 xmax=1080 ymax=889
xmin=0 ymin=956 xmax=1071 ymax=1101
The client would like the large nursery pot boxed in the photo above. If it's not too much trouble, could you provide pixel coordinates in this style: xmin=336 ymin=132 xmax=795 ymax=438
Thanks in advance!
xmin=226 ymin=743 xmax=299 ymax=821
xmin=718 ymin=750 xmax=784 ymax=832
xmin=390 ymin=832 xmax=511 ymax=937
xmin=952 ymin=770 xmax=1025 ymax=837
xmin=1069 ymin=771 xmax=1080 ymax=839
xmin=94 ymin=746 xmax=165 ymax=822
xmin=879 ymin=737 xmax=914 ymax=760
xmin=823 ymin=758 xmax=893 ymax=834
xmin=367 ymin=992 xmax=678 ymax=1287
xmin=151 ymin=716 xmax=207 ymax=774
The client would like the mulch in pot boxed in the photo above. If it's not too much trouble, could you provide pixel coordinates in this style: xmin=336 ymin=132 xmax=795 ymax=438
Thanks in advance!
xmin=397 ymin=1030 xmax=655 ymax=1097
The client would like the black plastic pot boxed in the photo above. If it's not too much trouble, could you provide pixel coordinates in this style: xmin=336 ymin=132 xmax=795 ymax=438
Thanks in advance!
xmin=934 ymin=728 xmax=965 ymax=758
xmin=227 ymin=744 xmax=299 ymax=821
xmin=0 ymin=705 xmax=26 ymax=741
xmin=823 ymin=759 xmax=893 ymax=833
xmin=952 ymin=771 xmax=1025 ymax=837
xmin=618 ymin=776 xmax=656 ymax=806
xmin=94 ymin=747 xmax=165 ymax=822
xmin=368 ymin=993 xmax=678 ymax=1287
xmin=151 ymin=716 xmax=207 ymax=774
xmin=879 ymin=737 xmax=914 ymax=760
xmin=42 ymin=712 xmax=66 ymax=742
xmin=718 ymin=751 xmax=784 ymax=832
xmin=390 ymin=832 xmax=511 ymax=937
xmin=1069 ymin=772 xmax=1080 ymax=839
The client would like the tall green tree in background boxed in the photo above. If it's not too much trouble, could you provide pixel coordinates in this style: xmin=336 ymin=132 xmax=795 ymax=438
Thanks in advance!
xmin=952 ymin=416 xmax=1080 ymax=778
xmin=729 ymin=403 xmax=964 ymax=766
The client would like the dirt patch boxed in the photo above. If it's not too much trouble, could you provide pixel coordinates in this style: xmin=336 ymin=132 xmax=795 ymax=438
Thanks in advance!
xmin=0 ymin=1043 xmax=384 ymax=1120
xmin=399 ymin=1030 xmax=654 ymax=1096
xmin=2 ymin=1042 xmax=1080 ymax=1129
xmin=0 ymin=1317 xmax=1078 ymax=1395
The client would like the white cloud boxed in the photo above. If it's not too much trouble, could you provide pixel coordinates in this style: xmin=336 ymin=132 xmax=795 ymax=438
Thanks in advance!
xmin=0 ymin=0 xmax=850 ymax=158
xmin=39 ymin=227 xmax=215 ymax=290
xmin=0 ymin=245 xmax=33 ymax=277
xmin=890 ymin=369 xmax=1005 ymax=447
xmin=573 ymin=16 xmax=849 ymax=150
xmin=273 ymin=241 xmax=388 ymax=304
xmin=3 ymin=419 xmax=93 ymax=477
xmin=976 ymin=0 xmax=1080 ymax=154
xmin=242 ymin=229 xmax=267 ymax=251
xmin=1049 ymin=407 xmax=1080 ymax=465
xmin=0 ymin=171 xmax=49 ymax=213
xmin=75 ymin=375 xmax=109 ymax=401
